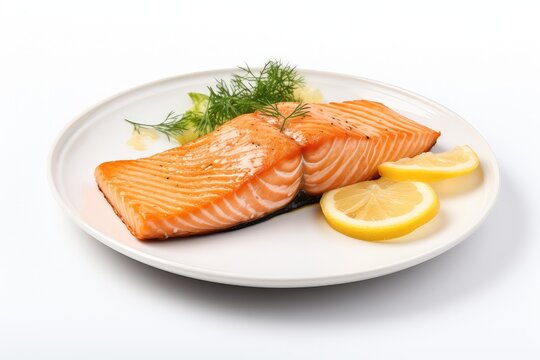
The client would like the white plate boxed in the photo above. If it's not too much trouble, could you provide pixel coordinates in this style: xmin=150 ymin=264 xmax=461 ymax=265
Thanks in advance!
xmin=48 ymin=69 xmax=499 ymax=288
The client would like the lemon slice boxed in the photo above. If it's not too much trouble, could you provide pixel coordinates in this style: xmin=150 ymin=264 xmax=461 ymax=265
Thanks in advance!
xmin=378 ymin=145 xmax=479 ymax=182
xmin=320 ymin=178 xmax=439 ymax=240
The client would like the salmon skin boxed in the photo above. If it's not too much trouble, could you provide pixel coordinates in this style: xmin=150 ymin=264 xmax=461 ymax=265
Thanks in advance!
xmin=225 ymin=190 xmax=321 ymax=233
xmin=95 ymin=100 xmax=440 ymax=240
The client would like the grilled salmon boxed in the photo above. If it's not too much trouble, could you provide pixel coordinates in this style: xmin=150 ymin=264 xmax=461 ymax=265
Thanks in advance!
xmin=95 ymin=100 xmax=440 ymax=239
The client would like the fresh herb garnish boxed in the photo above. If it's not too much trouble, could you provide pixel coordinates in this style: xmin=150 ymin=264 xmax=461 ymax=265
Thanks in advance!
xmin=260 ymin=103 xmax=311 ymax=132
xmin=125 ymin=60 xmax=305 ymax=141
xmin=125 ymin=111 xmax=187 ymax=141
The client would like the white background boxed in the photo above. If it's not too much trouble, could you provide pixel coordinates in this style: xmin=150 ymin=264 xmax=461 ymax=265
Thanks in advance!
xmin=1 ymin=0 xmax=539 ymax=358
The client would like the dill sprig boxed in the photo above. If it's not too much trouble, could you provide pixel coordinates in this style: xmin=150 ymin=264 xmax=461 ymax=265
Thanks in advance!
xmin=260 ymin=103 xmax=311 ymax=131
xmin=125 ymin=111 xmax=188 ymax=140
xmin=198 ymin=60 xmax=304 ymax=134
xmin=125 ymin=60 xmax=305 ymax=140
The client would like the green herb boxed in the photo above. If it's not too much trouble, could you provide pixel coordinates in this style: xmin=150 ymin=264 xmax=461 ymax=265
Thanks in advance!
xmin=125 ymin=111 xmax=187 ymax=141
xmin=125 ymin=60 xmax=305 ymax=141
xmin=260 ymin=103 xmax=311 ymax=132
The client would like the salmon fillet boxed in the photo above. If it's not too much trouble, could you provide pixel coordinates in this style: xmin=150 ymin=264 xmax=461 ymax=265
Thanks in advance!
xmin=259 ymin=100 xmax=440 ymax=194
xmin=95 ymin=100 xmax=440 ymax=240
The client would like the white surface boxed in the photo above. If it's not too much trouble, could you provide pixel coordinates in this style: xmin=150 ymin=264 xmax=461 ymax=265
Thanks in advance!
xmin=1 ymin=0 xmax=539 ymax=357
xmin=49 ymin=69 xmax=499 ymax=287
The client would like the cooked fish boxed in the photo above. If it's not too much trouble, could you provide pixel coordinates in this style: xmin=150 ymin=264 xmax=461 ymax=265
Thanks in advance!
xmin=95 ymin=100 xmax=439 ymax=239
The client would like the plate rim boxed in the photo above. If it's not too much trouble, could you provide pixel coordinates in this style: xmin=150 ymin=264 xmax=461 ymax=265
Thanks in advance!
xmin=47 ymin=67 xmax=501 ymax=288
